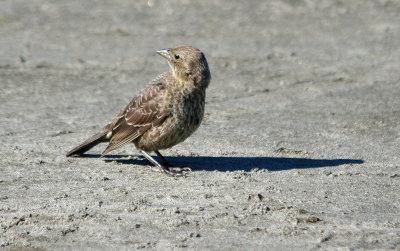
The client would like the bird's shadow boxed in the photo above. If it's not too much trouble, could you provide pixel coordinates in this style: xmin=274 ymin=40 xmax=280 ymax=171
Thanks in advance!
xmin=76 ymin=154 xmax=364 ymax=172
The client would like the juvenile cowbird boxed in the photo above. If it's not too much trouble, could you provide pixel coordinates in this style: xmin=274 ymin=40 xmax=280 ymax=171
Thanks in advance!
xmin=66 ymin=46 xmax=211 ymax=176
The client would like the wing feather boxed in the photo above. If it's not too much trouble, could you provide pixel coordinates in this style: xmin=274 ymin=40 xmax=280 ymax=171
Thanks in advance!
xmin=101 ymin=81 xmax=171 ymax=156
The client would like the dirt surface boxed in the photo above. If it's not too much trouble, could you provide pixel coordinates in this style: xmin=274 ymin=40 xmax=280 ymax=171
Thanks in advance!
xmin=1 ymin=0 xmax=400 ymax=250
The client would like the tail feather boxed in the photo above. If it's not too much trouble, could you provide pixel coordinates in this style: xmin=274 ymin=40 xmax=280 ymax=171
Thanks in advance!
xmin=66 ymin=131 xmax=108 ymax=157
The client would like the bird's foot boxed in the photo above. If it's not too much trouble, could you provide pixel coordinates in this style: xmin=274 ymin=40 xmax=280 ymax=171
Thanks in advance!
xmin=160 ymin=159 xmax=191 ymax=173
xmin=147 ymin=165 xmax=189 ymax=177
xmin=169 ymin=166 xmax=192 ymax=173
xmin=161 ymin=160 xmax=192 ymax=173
xmin=141 ymin=150 xmax=190 ymax=177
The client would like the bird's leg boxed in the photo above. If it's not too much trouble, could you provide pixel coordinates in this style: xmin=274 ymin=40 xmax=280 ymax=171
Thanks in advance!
xmin=155 ymin=150 xmax=173 ymax=167
xmin=155 ymin=150 xmax=192 ymax=172
xmin=140 ymin=150 xmax=185 ymax=176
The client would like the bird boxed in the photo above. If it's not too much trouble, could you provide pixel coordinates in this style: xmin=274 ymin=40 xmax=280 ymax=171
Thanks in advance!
xmin=66 ymin=46 xmax=211 ymax=176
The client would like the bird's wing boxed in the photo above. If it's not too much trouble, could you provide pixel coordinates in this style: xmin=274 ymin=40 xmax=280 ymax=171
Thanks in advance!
xmin=101 ymin=82 xmax=170 ymax=156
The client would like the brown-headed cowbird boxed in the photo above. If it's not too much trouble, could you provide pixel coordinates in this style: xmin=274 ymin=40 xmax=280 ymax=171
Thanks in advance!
xmin=66 ymin=46 xmax=211 ymax=176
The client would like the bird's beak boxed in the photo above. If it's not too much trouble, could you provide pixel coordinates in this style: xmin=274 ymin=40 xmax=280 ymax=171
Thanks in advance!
xmin=157 ymin=48 xmax=172 ymax=60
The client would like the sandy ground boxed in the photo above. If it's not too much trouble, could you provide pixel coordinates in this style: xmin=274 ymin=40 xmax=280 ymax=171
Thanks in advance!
xmin=1 ymin=0 xmax=400 ymax=250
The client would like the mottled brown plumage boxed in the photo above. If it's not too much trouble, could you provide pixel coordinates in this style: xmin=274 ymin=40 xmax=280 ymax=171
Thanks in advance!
xmin=66 ymin=46 xmax=211 ymax=176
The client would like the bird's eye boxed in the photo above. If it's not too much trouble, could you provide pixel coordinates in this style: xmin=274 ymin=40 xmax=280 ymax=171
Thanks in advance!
xmin=174 ymin=54 xmax=180 ymax=59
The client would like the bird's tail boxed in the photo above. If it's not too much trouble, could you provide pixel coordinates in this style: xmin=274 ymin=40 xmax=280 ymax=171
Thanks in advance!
xmin=66 ymin=131 xmax=108 ymax=157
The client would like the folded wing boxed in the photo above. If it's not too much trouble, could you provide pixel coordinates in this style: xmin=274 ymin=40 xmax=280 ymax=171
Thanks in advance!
xmin=101 ymin=82 xmax=170 ymax=156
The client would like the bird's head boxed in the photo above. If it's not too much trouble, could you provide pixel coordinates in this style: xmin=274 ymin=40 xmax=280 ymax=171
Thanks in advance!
xmin=157 ymin=46 xmax=211 ymax=88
